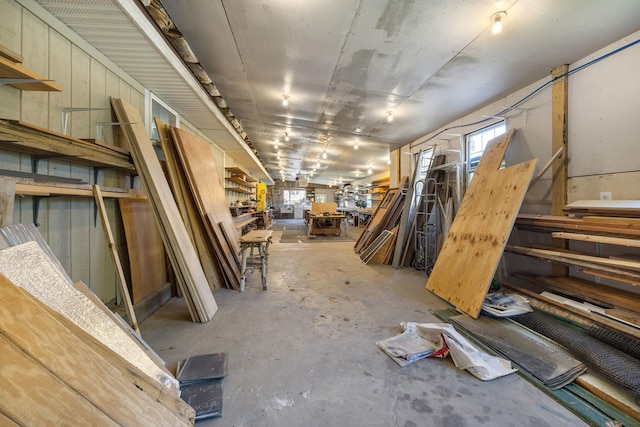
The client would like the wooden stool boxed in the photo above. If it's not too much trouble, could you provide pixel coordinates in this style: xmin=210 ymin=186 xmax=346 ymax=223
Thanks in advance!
xmin=239 ymin=230 xmax=273 ymax=291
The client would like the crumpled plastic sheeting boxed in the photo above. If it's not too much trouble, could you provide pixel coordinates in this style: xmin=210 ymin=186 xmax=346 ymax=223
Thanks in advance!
xmin=378 ymin=322 xmax=517 ymax=381
xmin=0 ymin=241 xmax=180 ymax=394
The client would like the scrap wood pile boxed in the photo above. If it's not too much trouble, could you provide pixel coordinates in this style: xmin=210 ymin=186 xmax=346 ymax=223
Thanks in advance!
xmin=0 ymin=224 xmax=195 ymax=425
xmin=353 ymin=176 xmax=409 ymax=264
xmin=111 ymin=98 xmax=242 ymax=323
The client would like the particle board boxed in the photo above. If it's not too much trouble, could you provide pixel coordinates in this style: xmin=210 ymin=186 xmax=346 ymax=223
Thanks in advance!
xmin=426 ymin=129 xmax=537 ymax=318
xmin=119 ymin=197 xmax=168 ymax=303
xmin=0 ymin=273 xmax=194 ymax=426
xmin=111 ymin=97 xmax=217 ymax=323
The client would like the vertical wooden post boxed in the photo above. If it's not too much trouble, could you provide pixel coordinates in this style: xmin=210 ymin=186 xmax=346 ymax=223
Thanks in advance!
xmin=551 ymin=64 xmax=569 ymax=276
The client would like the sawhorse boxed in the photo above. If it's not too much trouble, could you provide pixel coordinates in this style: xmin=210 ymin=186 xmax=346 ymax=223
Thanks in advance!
xmin=239 ymin=229 xmax=273 ymax=291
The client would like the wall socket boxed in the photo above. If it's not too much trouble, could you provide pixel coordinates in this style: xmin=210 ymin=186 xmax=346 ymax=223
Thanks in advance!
xmin=600 ymin=192 xmax=612 ymax=200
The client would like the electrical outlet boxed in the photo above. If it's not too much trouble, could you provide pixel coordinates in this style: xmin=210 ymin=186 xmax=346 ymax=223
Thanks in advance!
xmin=600 ymin=192 xmax=612 ymax=200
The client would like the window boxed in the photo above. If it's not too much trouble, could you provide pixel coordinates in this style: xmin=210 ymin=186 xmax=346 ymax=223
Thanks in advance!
xmin=283 ymin=189 xmax=306 ymax=204
xmin=145 ymin=90 xmax=179 ymax=144
xmin=466 ymin=122 xmax=506 ymax=182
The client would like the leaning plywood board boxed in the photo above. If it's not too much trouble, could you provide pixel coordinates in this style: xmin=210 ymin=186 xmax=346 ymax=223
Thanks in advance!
xmin=119 ymin=197 xmax=168 ymax=303
xmin=426 ymin=129 xmax=537 ymax=318
xmin=0 ymin=241 xmax=179 ymax=394
xmin=170 ymin=127 xmax=240 ymax=254
xmin=156 ymin=119 xmax=223 ymax=291
xmin=0 ymin=273 xmax=194 ymax=426
xmin=111 ymin=98 xmax=217 ymax=322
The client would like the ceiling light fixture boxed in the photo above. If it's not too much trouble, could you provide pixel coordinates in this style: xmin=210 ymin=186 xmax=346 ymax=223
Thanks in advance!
xmin=491 ymin=11 xmax=506 ymax=34
xmin=316 ymin=161 xmax=321 ymax=168
xmin=354 ymin=142 xmax=359 ymax=150
xmin=322 ymin=150 xmax=327 ymax=159
xmin=282 ymin=95 xmax=289 ymax=106
xmin=284 ymin=132 xmax=289 ymax=142
xmin=368 ymin=167 xmax=373 ymax=175
xmin=387 ymin=111 xmax=394 ymax=122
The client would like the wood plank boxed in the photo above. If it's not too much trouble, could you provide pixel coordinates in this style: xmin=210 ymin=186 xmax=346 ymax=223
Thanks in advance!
xmin=575 ymin=374 xmax=640 ymax=421
xmin=94 ymin=185 xmax=139 ymax=335
xmin=156 ymin=118 xmax=223 ymax=292
xmin=0 ymin=273 xmax=193 ymax=426
xmin=426 ymin=129 xmax=537 ymax=318
xmin=516 ymin=214 xmax=640 ymax=237
xmin=169 ymin=127 xmax=240 ymax=255
xmin=111 ymin=97 xmax=217 ymax=323
xmin=0 ymin=54 xmax=62 ymax=91
xmin=119 ymin=197 xmax=169 ymax=303
xmin=0 ymin=176 xmax=15 ymax=226
xmin=551 ymin=64 xmax=569 ymax=216
xmin=551 ymin=232 xmax=640 ymax=248
xmin=0 ymin=43 xmax=23 ymax=63
xmin=0 ymin=119 xmax=134 ymax=169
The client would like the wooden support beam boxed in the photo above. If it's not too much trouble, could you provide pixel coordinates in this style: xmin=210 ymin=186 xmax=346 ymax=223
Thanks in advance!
xmin=551 ymin=64 xmax=570 ymax=276
xmin=0 ymin=177 xmax=16 ymax=227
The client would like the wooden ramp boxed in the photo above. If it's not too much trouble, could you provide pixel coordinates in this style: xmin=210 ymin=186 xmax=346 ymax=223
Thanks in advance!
xmin=426 ymin=129 xmax=536 ymax=318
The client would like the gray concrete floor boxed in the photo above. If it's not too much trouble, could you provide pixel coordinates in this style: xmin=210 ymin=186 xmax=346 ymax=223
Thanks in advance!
xmin=141 ymin=220 xmax=588 ymax=427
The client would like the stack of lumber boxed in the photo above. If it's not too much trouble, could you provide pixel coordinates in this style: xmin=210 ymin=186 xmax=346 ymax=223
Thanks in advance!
xmin=111 ymin=98 xmax=217 ymax=323
xmin=354 ymin=176 xmax=409 ymax=263
xmin=158 ymin=121 xmax=241 ymax=291
xmin=0 ymin=230 xmax=194 ymax=425
xmin=507 ymin=208 xmax=640 ymax=336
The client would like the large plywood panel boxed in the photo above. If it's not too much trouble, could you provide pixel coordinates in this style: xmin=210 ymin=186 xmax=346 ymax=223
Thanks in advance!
xmin=426 ymin=129 xmax=537 ymax=318
xmin=120 ymin=198 xmax=167 ymax=303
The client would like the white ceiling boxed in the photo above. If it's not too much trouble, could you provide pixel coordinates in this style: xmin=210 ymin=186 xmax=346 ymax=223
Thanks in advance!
xmin=35 ymin=0 xmax=640 ymax=186
xmin=158 ymin=0 xmax=640 ymax=186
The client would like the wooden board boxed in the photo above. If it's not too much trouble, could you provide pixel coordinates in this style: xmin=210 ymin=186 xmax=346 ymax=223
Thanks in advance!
xmin=119 ymin=198 xmax=168 ymax=303
xmin=0 ymin=273 xmax=193 ymax=426
xmin=156 ymin=119 xmax=223 ymax=291
xmin=426 ymin=129 xmax=537 ymax=318
xmin=311 ymin=202 xmax=337 ymax=214
xmin=0 ymin=55 xmax=62 ymax=91
xmin=111 ymin=97 xmax=217 ymax=323
xmin=564 ymin=200 xmax=640 ymax=217
xmin=0 ymin=176 xmax=15 ymax=227
xmin=0 ymin=43 xmax=23 ymax=63
xmin=551 ymin=232 xmax=640 ymax=248
xmin=94 ymin=185 xmax=139 ymax=335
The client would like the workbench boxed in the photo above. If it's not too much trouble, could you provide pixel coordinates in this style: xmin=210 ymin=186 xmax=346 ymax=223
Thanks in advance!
xmin=306 ymin=213 xmax=349 ymax=238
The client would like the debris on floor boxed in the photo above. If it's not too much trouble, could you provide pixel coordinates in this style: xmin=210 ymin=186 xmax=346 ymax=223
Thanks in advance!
xmin=481 ymin=292 xmax=532 ymax=317
xmin=177 ymin=352 xmax=228 ymax=420
xmin=376 ymin=322 xmax=517 ymax=380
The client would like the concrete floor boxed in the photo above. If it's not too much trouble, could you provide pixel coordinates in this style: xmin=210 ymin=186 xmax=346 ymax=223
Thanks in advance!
xmin=141 ymin=220 xmax=588 ymax=427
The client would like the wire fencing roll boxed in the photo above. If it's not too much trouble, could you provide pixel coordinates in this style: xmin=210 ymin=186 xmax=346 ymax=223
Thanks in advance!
xmin=513 ymin=311 xmax=640 ymax=400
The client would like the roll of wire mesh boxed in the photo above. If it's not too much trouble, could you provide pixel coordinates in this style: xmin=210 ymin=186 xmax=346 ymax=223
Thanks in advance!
xmin=586 ymin=326 xmax=640 ymax=361
xmin=513 ymin=311 xmax=640 ymax=400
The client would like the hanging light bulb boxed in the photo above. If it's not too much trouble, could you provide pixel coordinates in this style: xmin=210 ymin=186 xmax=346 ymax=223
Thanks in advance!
xmin=354 ymin=142 xmax=359 ymax=150
xmin=491 ymin=11 xmax=506 ymax=34
xmin=316 ymin=161 xmax=321 ymax=168
xmin=368 ymin=167 xmax=373 ymax=175
xmin=387 ymin=112 xmax=394 ymax=122
xmin=282 ymin=95 xmax=289 ymax=106
xmin=284 ymin=132 xmax=289 ymax=142
xmin=322 ymin=150 xmax=327 ymax=159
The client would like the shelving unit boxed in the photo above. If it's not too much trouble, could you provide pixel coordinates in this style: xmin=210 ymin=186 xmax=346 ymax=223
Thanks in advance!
xmin=367 ymin=178 xmax=390 ymax=209
xmin=225 ymin=166 xmax=257 ymax=204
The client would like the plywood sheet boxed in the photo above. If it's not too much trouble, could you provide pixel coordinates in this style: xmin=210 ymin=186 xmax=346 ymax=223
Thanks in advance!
xmin=311 ymin=202 xmax=337 ymax=214
xmin=0 ymin=273 xmax=193 ymax=426
xmin=119 ymin=198 xmax=168 ymax=303
xmin=111 ymin=97 xmax=217 ymax=323
xmin=426 ymin=129 xmax=536 ymax=318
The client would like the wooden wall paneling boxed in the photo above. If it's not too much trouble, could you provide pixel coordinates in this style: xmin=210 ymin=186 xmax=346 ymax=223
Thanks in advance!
xmin=170 ymin=126 xmax=240 ymax=254
xmin=69 ymin=165 xmax=91 ymax=293
xmin=111 ymin=97 xmax=217 ymax=322
xmin=0 ymin=274 xmax=193 ymax=426
xmin=90 ymin=58 xmax=108 ymax=141
xmin=157 ymin=119 xmax=223 ymax=291
xmin=71 ymin=45 xmax=91 ymax=138
xmin=426 ymin=129 xmax=537 ymax=318
xmin=119 ymin=197 xmax=168 ymax=303
xmin=20 ymin=9 xmax=49 ymax=128
xmin=0 ymin=0 xmax=22 ymax=120
xmin=48 ymin=29 xmax=72 ymax=133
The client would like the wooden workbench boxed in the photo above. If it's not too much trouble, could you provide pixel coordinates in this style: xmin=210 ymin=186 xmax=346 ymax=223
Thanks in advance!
xmin=306 ymin=213 xmax=349 ymax=238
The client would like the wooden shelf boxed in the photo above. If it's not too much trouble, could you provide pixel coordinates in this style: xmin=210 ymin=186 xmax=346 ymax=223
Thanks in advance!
xmin=225 ymin=167 xmax=257 ymax=182
xmin=227 ymin=176 xmax=254 ymax=187
xmin=0 ymin=56 xmax=62 ymax=91
xmin=225 ymin=186 xmax=253 ymax=194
